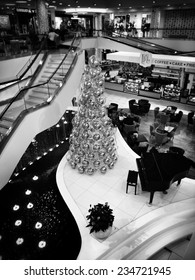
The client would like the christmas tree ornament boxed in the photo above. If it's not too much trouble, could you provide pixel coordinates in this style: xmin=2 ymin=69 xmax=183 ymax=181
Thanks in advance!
xmin=67 ymin=55 xmax=118 ymax=174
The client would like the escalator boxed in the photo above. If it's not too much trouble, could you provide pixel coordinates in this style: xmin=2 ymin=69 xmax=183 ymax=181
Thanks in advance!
xmin=103 ymin=33 xmax=180 ymax=55
xmin=0 ymin=35 xmax=84 ymax=189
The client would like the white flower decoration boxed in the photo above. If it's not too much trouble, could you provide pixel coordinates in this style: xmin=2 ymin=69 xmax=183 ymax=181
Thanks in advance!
xmin=27 ymin=202 xmax=33 ymax=209
xmin=25 ymin=189 xmax=31 ymax=195
xmin=38 ymin=241 xmax=46 ymax=248
xmin=15 ymin=220 xmax=22 ymax=226
xmin=35 ymin=222 xmax=42 ymax=229
xmin=16 ymin=238 xmax=24 ymax=245
xmin=13 ymin=205 xmax=20 ymax=211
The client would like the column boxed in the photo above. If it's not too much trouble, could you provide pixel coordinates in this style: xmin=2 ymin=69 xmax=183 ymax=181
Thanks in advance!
xmin=49 ymin=7 xmax=56 ymax=29
xmin=35 ymin=0 xmax=49 ymax=35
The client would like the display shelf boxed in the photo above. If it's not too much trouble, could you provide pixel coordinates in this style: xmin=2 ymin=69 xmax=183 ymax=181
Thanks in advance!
xmin=124 ymin=80 xmax=140 ymax=95
xmin=152 ymin=67 xmax=180 ymax=80
xmin=162 ymin=85 xmax=181 ymax=102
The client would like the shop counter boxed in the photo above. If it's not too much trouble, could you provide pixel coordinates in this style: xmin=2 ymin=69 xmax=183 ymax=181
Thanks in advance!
xmin=105 ymin=81 xmax=124 ymax=92
xmin=138 ymin=89 xmax=161 ymax=99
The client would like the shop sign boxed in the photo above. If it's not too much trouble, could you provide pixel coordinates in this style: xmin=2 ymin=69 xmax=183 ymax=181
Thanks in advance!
xmin=152 ymin=59 xmax=195 ymax=69
xmin=140 ymin=52 xmax=152 ymax=67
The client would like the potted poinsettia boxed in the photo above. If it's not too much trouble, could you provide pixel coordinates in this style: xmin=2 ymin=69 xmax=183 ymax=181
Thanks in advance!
xmin=86 ymin=202 xmax=114 ymax=239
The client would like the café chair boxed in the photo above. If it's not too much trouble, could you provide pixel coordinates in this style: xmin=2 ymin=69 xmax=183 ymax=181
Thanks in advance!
xmin=170 ymin=110 xmax=183 ymax=123
xmin=187 ymin=111 xmax=194 ymax=129
xmin=72 ymin=97 xmax=78 ymax=106
xmin=154 ymin=130 xmax=168 ymax=147
xmin=159 ymin=112 xmax=170 ymax=125
xmin=154 ymin=107 xmax=160 ymax=120
xmin=126 ymin=170 xmax=139 ymax=195
xmin=110 ymin=103 xmax=118 ymax=112
xmin=123 ymin=123 xmax=138 ymax=137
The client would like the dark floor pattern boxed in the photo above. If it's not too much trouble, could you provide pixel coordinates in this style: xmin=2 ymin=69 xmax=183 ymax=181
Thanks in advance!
xmin=0 ymin=140 xmax=81 ymax=260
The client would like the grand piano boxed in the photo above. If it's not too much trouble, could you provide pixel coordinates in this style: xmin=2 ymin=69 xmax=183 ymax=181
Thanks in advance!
xmin=136 ymin=152 xmax=194 ymax=204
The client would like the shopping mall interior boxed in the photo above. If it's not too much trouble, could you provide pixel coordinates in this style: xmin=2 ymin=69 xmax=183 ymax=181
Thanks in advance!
xmin=0 ymin=0 xmax=195 ymax=260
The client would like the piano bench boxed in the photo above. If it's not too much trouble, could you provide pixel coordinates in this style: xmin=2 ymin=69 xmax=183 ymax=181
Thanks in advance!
xmin=126 ymin=170 xmax=139 ymax=195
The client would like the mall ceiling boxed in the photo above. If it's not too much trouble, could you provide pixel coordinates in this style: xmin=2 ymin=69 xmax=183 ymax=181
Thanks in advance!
xmin=1 ymin=0 xmax=195 ymax=13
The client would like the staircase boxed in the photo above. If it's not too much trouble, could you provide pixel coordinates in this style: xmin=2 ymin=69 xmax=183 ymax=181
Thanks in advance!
xmin=0 ymin=52 xmax=74 ymax=140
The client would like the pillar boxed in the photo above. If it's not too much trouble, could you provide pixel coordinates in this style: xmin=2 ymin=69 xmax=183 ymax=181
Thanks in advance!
xmin=49 ymin=7 xmax=56 ymax=29
xmin=35 ymin=0 xmax=49 ymax=35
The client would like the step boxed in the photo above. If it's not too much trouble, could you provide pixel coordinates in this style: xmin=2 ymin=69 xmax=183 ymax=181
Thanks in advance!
xmin=38 ymin=79 xmax=59 ymax=85
xmin=29 ymin=93 xmax=47 ymax=101
xmin=0 ymin=126 xmax=8 ymax=135
xmin=0 ymin=120 xmax=12 ymax=129
xmin=25 ymin=99 xmax=42 ymax=107
xmin=42 ymin=74 xmax=64 ymax=81
xmin=32 ymin=87 xmax=55 ymax=94
xmin=1 ymin=116 xmax=15 ymax=122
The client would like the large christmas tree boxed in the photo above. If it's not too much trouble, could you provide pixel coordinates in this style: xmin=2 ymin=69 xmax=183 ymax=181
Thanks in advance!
xmin=67 ymin=55 xmax=118 ymax=175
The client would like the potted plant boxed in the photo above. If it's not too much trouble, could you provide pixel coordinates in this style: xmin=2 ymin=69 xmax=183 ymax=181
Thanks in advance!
xmin=86 ymin=202 xmax=114 ymax=239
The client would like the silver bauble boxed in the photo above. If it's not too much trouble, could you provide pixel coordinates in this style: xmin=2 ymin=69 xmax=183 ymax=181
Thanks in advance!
xmin=70 ymin=161 xmax=76 ymax=169
xmin=93 ymin=143 xmax=100 ymax=151
xmin=87 ymin=167 xmax=95 ymax=175
xmin=93 ymin=133 xmax=100 ymax=141
xmin=82 ymin=160 xmax=89 ymax=167
xmin=108 ymin=162 xmax=114 ymax=169
xmin=93 ymin=160 xmax=101 ymax=168
xmin=99 ymin=151 xmax=106 ymax=159
xmin=88 ymin=153 xmax=95 ymax=160
xmin=78 ymin=166 xmax=85 ymax=174
xmin=100 ymin=166 xmax=107 ymax=174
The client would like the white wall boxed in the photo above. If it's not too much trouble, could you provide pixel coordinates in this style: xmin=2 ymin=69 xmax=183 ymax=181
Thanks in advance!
xmin=0 ymin=54 xmax=44 ymax=83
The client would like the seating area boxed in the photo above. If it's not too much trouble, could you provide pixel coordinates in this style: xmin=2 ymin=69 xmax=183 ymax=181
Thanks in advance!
xmin=106 ymin=100 xmax=192 ymax=159
xmin=129 ymin=99 xmax=151 ymax=116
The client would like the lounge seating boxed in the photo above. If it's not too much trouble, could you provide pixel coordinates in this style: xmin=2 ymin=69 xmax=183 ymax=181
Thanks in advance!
xmin=138 ymin=99 xmax=151 ymax=115
xmin=154 ymin=107 xmax=160 ymax=120
xmin=170 ymin=110 xmax=183 ymax=123
xmin=129 ymin=99 xmax=151 ymax=115
xmin=159 ymin=112 xmax=170 ymax=125
xmin=154 ymin=130 xmax=168 ymax=146
xmin=187 ymin=111 xmax=195 ymax=130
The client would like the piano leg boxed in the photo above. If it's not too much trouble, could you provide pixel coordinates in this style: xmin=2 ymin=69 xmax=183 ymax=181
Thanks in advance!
xmin=149 ymin=192 xmax=155 ymax=204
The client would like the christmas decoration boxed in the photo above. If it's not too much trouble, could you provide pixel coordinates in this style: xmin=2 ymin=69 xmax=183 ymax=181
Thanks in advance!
xmin=67 ymin=55 xmax=118 ymax=175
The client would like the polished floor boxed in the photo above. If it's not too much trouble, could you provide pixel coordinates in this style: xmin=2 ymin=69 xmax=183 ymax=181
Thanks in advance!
xmin=59 ymin=90 xmax=195 ymax=260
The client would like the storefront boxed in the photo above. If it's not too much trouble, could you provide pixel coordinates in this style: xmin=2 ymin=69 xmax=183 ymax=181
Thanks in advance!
xmin=106 ymin=51 xmax=195 ymax=105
